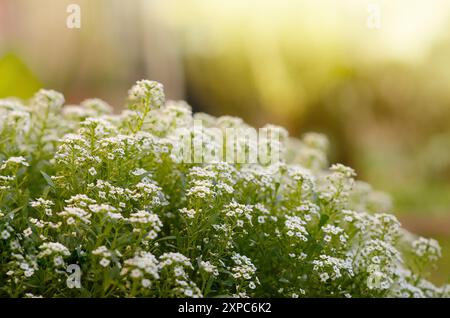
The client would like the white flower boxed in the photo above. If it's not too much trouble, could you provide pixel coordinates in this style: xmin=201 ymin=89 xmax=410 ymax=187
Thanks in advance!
xmin=93 ymin=246 xmax=108 ymax=255
xmin=33 ymin=89 xmax=64 ymax=112
xmin=107 ymin=212 xmax=124 ymax=220
xmin=131 ymin=168 xmax=147 ymax=176
xmin=174 ymin=266 xmax=185 ymax=277
xmin=24 ymin=269 xmax=35 ymax=277
xmin=146 ymin=230 xmax=158 ymax=240
xmin=330 ymin=163 xmax=356 ymax=178
xmin=285 ymin=215 xmax=308 ymax=242
xmin=179 ymin=208 xmax=196 ymax=219
xmin=23 ymin=227 xmax=32 ymax=237
xmin=100 ymin=258 xmax=111 ymax=267
xmin=20 ymin=263 xmax=29 ymax=270
xmin=1 ymin=156 xmax=29 ymax=170
xmin=123 ymin=251 xmax=159 ymax=280
xmin=320 ymin=273 xmax=329 ymax=282
xmin=412 ymin=237 xmax=441 ymax=263
xmin=10 ymin=240 xmax=20 ymax=250
xmin=88 ymin=167 xmax=97 ymax=176
xmin=130 ymin=268 xmax=143 ymax=278
xmin=31 ymin=198 xmax=54 ymax=209
xmin=53 ymin=256 xmax=64 ymax=266
xmin=200 ymin=261 xmax=219 ymax=277
xmin=128 ymin=80 xmax=165 ymax=109
xmin=1 ymin=230 xmax=10 ymax=240
xmin=141 ymin=279 xmax=152 ymax=288
xmin=231 ymin=253 xmax=257 ymax=283
xmin=38 ymin=242 xmax=70 ymax=258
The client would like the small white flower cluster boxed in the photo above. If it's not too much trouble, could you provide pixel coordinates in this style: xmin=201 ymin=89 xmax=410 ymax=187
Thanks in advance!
xmin=222 ymin=200 xmax=253 ymax=228
xmin=229 ymin=253 xmax=259 ymax=296
xmin=185 ymin=164 xmax=235 ymax=202
xmin=32 ymin=89 xmax=65 ymax=113
xmin=121 ymin=251 xmax=160 ymax=282
xmin=231 ymin=253 xmax=257 ymax=280
xmin=238 ymin=165 xmax=278 ymax=197
xmin=312 ymin=254 xmax=354 ymax=283
xmin=354 ymin=238 xmax=403 ymax=291
xmin=88 ymin=203 xmax=121 ymax=220
xmin=92 ymin=246 xmax=114 ymax=267
xmin=1 ymin=156 xmax=29 ymax=170
xmin=284 ymin=166 xmax=315 ymax=197
xmin=285 ymin=215 xmax=308 ymax=242
xmin=30 ymin=198 xmax=54 ymax=209
xmin=30 ymin=198 xmax=54 ymax=217
xmin=412 ymin=237 xmax=442 ymax=264
xmin=179 ymin=207 xmax=197 ymax=219
xmin=0 ymin=157 xmax=30 ymax=191
xmin=317 ymin=163 xmax=356 ymax=206
xmin=121 ymin=251 xmax=202 ymax=297
xmin=321 ymin=224 xmax=348 ymax=251
xmin=128 ymin=80 xmax=165 ymax=109
xmin=58 ymin=206 xmax=92 ymax=225
xmin=6 ymin=252 xmax=38 ymax=280
xmin=38 ymin=242 xmax=70 ymax=257
xmin=199 ymin=260 xmax=219 ymax=277
xmin=129 ymin=210 xmax=163 ymax=241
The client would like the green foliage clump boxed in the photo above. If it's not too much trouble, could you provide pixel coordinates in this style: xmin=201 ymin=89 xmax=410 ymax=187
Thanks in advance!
xmin=0 ymin=80 xmax=448 ymax=298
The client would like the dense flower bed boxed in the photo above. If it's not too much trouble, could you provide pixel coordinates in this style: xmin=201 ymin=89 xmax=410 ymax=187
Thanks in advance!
xmin=0 ymin=80 xmax=448 ymax=297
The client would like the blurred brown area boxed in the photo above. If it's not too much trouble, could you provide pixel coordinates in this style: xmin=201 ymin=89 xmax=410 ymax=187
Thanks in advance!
xmin=0 ymin=0 xmax=449 ymax=283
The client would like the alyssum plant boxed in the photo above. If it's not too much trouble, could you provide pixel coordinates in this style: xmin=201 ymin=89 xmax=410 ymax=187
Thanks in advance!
xmin=0 ymin=80 xmax=448 ymax=298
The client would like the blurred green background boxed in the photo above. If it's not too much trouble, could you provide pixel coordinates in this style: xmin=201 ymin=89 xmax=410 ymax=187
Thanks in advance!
xmin=0 ymin=0 xmax=449 ymax=284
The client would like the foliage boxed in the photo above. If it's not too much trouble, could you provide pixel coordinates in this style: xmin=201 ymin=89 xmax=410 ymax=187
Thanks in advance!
xmin=0 ymin=53 xmax=42 ymax=99
xmin=0 ymin=80 xmax=448 ymax=298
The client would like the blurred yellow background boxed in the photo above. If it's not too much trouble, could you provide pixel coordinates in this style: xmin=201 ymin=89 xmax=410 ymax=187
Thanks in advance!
xmin=1 ymin=0 xmax=449 ymax=283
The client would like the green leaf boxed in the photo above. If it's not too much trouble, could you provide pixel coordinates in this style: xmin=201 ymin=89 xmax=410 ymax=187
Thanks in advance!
xmin=156 ymin=235 xmax=177 ymax=242
xmin=40 ymin=170 xmax=55 ymax=188
xmin=0 ymin=53 xmax=41 ymax=99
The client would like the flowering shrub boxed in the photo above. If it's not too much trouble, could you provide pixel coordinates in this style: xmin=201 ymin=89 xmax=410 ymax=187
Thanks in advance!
xmin=0 ymin=80 xmax=448 ymax=298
